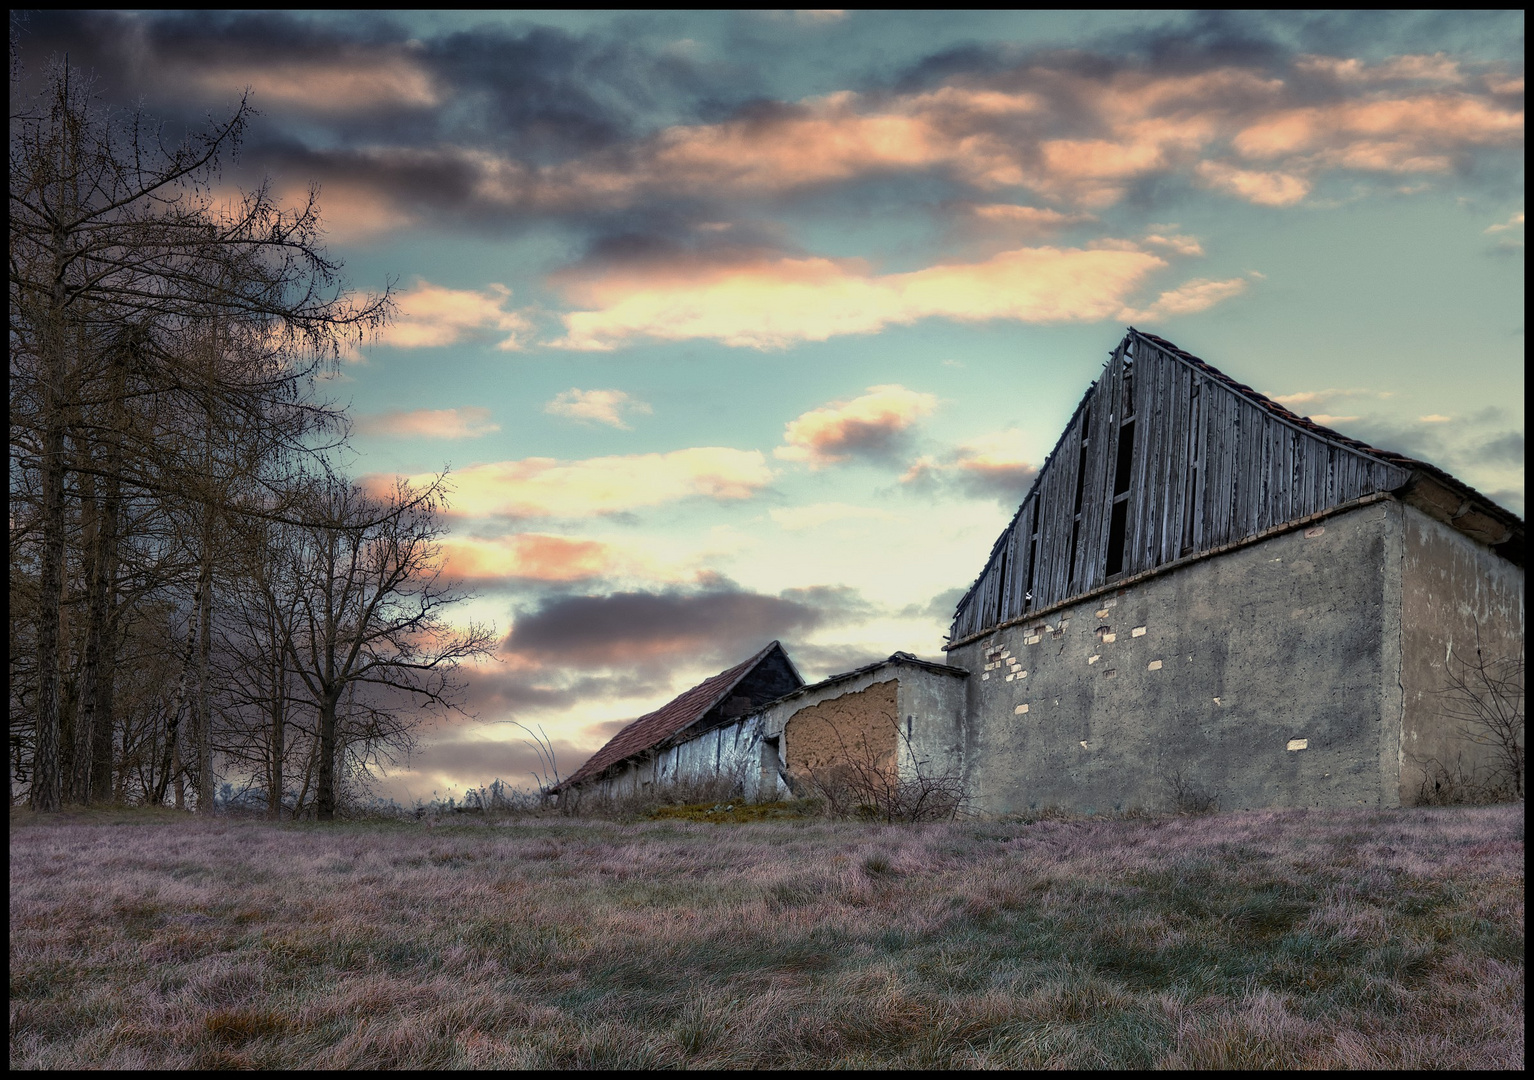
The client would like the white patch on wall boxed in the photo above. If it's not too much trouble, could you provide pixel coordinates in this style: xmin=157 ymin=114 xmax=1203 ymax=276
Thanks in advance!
xmin=1025 ymin=635 xmax=1041 ymax=645
xmin=1305 ymin=526 xmax=1325 ymax=538
xmin=1287 ymin=738 xmax=1308 ymax=751
xmin=1080 ymin=741 xmax=1089 ymax=749
xmin=1213 ymin=697 xmax=1222 ymax=705
xmin=982 ymin=673 xmax=990 ymax=680
xmin=1095 ymin=608 xmax=1110 ymax=618
xmin=1015 ymin=704 xmax=1029 ymax=714
xmin=1131 ymin=626 xmax=1147 ymax=637
xmin=1147 ymin=660 xmax=1163 ymax=670
xmin=1018 ymin=669 xmax=1028 ymax=679
xmin=1088 ymin=654 xmax=1100 ymax=664
xmin=1005 ymin=674 xmax=1014 ymax=682
xmin=1102 ymin=633 xmax=1116 ymax=643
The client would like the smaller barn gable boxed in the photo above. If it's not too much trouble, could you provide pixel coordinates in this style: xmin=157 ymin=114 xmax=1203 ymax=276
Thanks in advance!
xmin=553 ymin=641 xmax=802 ymax=800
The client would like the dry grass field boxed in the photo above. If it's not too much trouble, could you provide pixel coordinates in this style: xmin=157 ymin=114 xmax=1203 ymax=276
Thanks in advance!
xmin=9 ymin=803 xmax=1524 ymax=1069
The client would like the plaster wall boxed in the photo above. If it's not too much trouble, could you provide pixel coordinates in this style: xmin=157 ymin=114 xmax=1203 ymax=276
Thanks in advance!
xmin=948 ymin=500 xmax=1399 ymax=815
xmin=784 ymin=681 xmax=898 ymax=776
xmin=1397 ymin=503 xmax=1525 ymax=803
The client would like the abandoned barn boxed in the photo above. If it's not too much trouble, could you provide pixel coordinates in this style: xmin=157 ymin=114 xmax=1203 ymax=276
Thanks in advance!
xmin=555 ymin=329 xmax=1525 ymax=814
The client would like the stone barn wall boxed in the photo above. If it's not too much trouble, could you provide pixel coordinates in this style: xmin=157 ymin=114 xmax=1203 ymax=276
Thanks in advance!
xmin=949 ymin=498 xmax=1402 ymax=816
xmin=1397 ymin=502 xmax=1526 ymax=803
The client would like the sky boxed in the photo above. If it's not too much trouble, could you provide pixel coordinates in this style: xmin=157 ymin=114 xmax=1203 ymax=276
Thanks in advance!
xmin=14 ymin=10 xmax=1524 ymax=805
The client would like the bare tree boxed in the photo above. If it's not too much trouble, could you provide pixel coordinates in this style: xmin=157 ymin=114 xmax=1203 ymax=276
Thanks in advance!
xmin=1417 ymin=627 xmax=1525 ymax=803
xmin=10 ymin=55 xmax=388 ymax=810
xmin=280 ymin=473 xmax=495 ymax=821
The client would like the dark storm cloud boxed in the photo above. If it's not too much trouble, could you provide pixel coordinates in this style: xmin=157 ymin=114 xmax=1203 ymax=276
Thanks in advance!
xmin=901 ymin=586 xmax=969 ymax=622
xmin=900 ymin=454 xmax=1039 ymax=508
xmin=1472 ymin=431 xmax=1525 ymax=467
xmin=456 ymin=664 xmax=668 ymax=716
xmin=501 ymin=580 xmax=844 ymax=665
xmin=12 ymin=10 xmax=713 ymax=158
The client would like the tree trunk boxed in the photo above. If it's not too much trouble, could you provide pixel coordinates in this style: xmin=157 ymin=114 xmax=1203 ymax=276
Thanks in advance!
xmin=30 ymin=243 xmax=69 ymax=813
xmin=268 ymin=644 xmax=285 ymax=820
xmin=71 ymin=470 xmax=102 ymax=804
xmin=316 ymin=692 xmax=338 ymax=821
xmin=194 ymin=532 xmax=214 ymax=812
xmin=89 ymin=349 xmax=127 ymax=803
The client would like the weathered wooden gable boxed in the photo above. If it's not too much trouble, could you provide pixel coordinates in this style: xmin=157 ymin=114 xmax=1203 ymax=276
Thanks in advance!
xmin=949 ymin=330 xmax=1415 ymax=644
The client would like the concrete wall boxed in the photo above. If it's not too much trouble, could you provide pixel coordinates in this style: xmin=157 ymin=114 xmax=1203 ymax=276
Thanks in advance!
xmin=949 ymin=500 xmax=1401 ymax=815
xmin=895 ymin=666 xmax=970 ymax=781
xmin=1397 ymin=502 xmax=1525 ymax=803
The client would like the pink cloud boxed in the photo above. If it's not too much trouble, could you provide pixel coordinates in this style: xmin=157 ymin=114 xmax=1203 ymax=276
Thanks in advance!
xmin=182 ymin=53 xmax=441 ymax=114
xmin=440 ymin=534 xmax=613 ymax=583
xmin=776 ymin=385 xmax=938 ymax=467
xmin=544 ymin=389 xmax=652 ymax=429
xmin=549 ymin=244 xmax=1169 ymax=350
xmin=355 ymin=407 xmax=500 ymax=439
xmin=386 ymin=447 xmax=773 ymax=518
xmin=1119 ymin=275 xmax=1251 ymax=322
xmin=377 ymin=280 xmax=532 ymax=351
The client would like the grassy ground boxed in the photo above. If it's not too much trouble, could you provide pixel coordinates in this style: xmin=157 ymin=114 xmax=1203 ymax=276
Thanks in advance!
xmin=9 ymin=803 xmax=1523 ymax=1068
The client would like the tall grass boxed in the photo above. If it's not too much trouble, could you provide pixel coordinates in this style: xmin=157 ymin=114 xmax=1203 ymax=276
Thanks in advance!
xmin=9 ymin=804 xmax=1523 ymax=1068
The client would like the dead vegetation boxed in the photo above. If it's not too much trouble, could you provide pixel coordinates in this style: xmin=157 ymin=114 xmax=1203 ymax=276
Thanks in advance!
xmin=10 ymin=804 xmax=1523 ymax=1069
xmin=1410 ymin=637 xmax=1525 ymax=806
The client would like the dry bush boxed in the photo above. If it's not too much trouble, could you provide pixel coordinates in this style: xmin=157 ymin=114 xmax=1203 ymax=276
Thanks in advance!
xmin=565 ymin=767 xmax=749 ymax=821
xmin=799 ymin=723 xmax=968 ymax=823
xmin=1411 ymin=636 xmax=1524 ymax=805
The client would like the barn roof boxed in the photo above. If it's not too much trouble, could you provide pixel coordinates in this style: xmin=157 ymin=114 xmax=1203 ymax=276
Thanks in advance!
xmin=1132 ymin=330 xmax=1523 ymax=552
xmin=555 ymin=641 xmax=795 ymax=791
xmin=948 ymin=328 xmax=1523 ymax=646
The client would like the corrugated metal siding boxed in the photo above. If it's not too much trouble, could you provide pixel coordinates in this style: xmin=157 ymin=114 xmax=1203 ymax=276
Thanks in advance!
xmin=950 ymin=330 xmax=1413 ymax=642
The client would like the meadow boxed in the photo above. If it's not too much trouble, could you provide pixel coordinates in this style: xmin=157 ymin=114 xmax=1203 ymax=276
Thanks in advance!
xmin=9 ymin=803 xmax=1524 ymax=1069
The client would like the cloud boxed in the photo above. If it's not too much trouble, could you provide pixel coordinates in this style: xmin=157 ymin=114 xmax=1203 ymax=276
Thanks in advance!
xmin=1141 ymin=232 xmax=1205 ymax=256
xmin=355 ymin=406 xmax=499 ymax=439
xmin=388 ymin=447 xmax=773 ymax=518
xmin=377 ymin=280 xmax=532 ymax=351
xmin=1196 ymin=160 xmax=1311 ymax=205
xmin=17 ymin=15 xmax=1523 ymax=234
xmin=501 ymin=581 xmax=851 ymax=666
xmin=1269 ymin=387 xmax=1370 ymax=407
xmin=1473 ymin=431 xmax=1525 ymax=466
xmin=769 ymin=502 xmax=901 ymax=530
xmin=776 ymin=384 xmax=937 ymax=466
xmin=1119 ymin=275 xmax=1250 ymax=321
xmin=550 ymin=245 xmax=1168 ymax=350
xmin=1231 ymin=93 xmax=1522 ymax=173
xmin=183 ymin=53 xmax=442 ymax=114
xmin=901 ymin=428 xmax=1039 ymax=504
xmin=544 ymin=388 xmax=653 ymax=429
xmin=440 ymin=534 xmax=616 ymax=583
xmin=1294 ymin=53 xmax=1463 ymax=85
xmin=1484 ymin=210 xmax=1524 ymax=233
